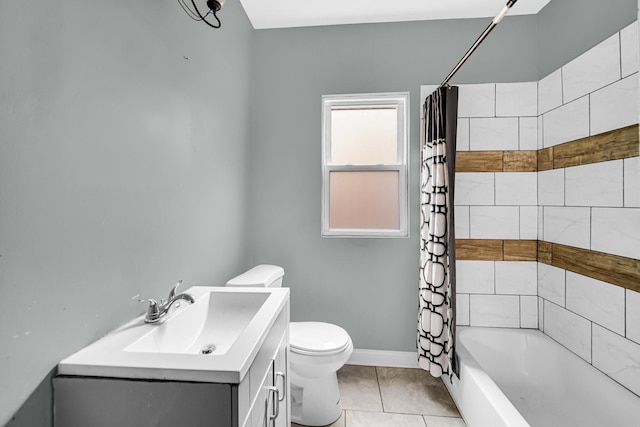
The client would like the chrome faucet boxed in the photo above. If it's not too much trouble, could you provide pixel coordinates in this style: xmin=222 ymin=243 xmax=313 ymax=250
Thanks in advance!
xmin=142 ymin=280 xmax=195 ymax=323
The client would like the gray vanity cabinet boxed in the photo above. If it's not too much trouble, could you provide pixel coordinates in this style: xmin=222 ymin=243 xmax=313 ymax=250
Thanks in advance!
xmin=53 ymin=377 xmax=234 ymax=427
xmin=53 ymin=305 xmax=289 ymax=427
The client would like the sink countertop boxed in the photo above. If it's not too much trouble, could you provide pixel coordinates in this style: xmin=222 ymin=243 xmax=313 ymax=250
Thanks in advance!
xmin=57 ymin=286 xmax=289 ymax=384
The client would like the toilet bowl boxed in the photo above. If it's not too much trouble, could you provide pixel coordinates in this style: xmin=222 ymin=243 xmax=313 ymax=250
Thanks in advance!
xmin=289 ymin=321 xmax=353 ymax=426
xmin=226 ymin=265 xmax=353 ymax=427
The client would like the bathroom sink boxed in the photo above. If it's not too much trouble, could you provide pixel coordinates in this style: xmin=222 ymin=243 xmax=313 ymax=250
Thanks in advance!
xmin=57 ymin=287 xmax=289 ymax=383
xmin=125 ymin=291 xmax=270 ymax=355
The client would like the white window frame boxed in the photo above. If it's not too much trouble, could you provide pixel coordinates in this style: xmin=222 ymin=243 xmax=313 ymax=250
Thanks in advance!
xmin=321 ymin=92 xmax=410 ymax=238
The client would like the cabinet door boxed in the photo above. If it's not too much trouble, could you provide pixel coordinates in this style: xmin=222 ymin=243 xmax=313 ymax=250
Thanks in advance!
xmin=248 ymin=332 xmax=289 ymax=427
xmin=248 ymin=360 xmax=274 ymax=427
xmin=273 ymin=331 xmax=289 ymax=427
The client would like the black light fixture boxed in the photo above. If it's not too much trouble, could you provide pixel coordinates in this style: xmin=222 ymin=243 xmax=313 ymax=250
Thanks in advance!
xmin=177 ymin=0 xmax=225 ymax=28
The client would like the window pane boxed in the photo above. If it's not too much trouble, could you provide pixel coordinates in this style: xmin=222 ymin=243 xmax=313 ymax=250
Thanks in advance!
xmin=330 ymin=108 xmax=397 ymax=165
xmin=329 ymin=171 xmax=399 ymax=230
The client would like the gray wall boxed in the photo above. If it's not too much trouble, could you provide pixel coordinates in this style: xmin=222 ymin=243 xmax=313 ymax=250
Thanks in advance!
xmin=0 ymin=0 xmax=253 ymax=425
xmin=537 ymin=0 xmax=638 ymax=78
xmin=249 ymin=17 xmax=539 ymax=353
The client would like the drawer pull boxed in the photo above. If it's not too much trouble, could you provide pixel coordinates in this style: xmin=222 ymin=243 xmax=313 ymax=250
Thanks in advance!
xmin=275 ymin=371 xmax=286 ymax=403
xmin=266 ymin=386 xmax=280 ymax=425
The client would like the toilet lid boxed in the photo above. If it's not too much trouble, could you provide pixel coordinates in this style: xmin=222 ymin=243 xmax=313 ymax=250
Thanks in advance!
xmin=289 ymin=322 xmax=351 ymax=355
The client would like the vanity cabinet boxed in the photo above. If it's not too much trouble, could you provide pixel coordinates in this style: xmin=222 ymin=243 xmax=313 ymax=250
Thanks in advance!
xmin=237 ymin=311 xmax=289 ymax=427
xmin=53 ymin=302 xmax=289 ymax=427
xmin=246 ymin=331 xmax=289 ymax=427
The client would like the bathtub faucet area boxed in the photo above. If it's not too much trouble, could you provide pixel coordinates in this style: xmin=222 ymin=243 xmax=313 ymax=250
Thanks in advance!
xmin=142 ymin=281 xmax=195 ymax=323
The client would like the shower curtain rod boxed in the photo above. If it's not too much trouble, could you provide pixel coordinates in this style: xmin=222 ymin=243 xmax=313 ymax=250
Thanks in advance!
xmin=440 ymin=0 xmax=518 ymax=87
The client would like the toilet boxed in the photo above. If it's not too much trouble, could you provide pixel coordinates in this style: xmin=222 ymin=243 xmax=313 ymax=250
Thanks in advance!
xmin=226 ymin=265 xmax=353 ymax=427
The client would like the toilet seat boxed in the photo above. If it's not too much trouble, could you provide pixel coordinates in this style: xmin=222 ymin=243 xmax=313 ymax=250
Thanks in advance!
xmin=290 ymin=322 xmax=351 ymax=356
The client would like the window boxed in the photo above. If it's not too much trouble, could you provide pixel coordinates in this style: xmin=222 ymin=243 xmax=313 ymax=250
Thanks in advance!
xmin=321 ymin=92 xmax=409 ymax=237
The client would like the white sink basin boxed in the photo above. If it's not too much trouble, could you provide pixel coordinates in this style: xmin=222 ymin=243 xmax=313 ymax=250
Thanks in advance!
xmin=125 ymin=291 xmax=270 ymax=355
xmin=58 ymin=286 xmax=289 ymax=383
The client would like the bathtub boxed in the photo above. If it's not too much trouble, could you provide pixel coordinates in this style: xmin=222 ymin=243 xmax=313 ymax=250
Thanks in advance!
xmin=445 ymin=327 xmax=640 ymax=427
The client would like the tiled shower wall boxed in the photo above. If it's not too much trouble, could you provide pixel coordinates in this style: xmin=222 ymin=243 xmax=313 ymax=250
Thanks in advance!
xmin=419 ymin=80 xmax=541 ymax=330
xmin=454 ymin=82 xmax=539 ymax=329
xmin=537 ymin=22 xmax=640 ymax=396
xmin=421 ymin=20 xmax=640 ymax=396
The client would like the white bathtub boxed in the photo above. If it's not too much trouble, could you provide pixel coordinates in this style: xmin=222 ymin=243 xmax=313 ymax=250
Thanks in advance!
xmin=445 ymin=327 xmax=640 ymax=427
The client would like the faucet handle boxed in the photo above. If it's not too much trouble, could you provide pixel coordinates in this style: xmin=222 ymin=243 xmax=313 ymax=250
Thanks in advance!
xmin=139 ymin=298 xmax=159 ymax=315
xmin=167 ymin=280 xmax=183 ymax=301
xmin=147 ymin=298 xmax=159 ymax=311
xmin=139 ymin=299 xmax=160 ymax=322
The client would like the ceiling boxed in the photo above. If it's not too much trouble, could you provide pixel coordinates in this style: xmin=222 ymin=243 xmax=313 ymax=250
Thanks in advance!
xmin=238 ymin=0 xmax=552 ymax=30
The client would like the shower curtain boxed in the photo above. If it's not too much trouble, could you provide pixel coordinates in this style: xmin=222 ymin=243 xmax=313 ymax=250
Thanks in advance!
xmin=418 ymin=86 xmax=459 ymax=379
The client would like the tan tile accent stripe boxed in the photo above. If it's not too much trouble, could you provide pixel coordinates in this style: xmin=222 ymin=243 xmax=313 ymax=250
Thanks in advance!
xmin=503 ymin=151 xmax=537 ymax=172
xmin=457 ymin=239 xmax=640 ymax=292
xmin=537 ymin=147 xmax=554 ymax=171
xmin=538 ymin=241 xmax=640 ymax=293
xmin=455 ymin=239 xmax=537 ymax=261
xmin=539 ymin=125 xmax=639 ymax=171
xmin=553 ymin=124 xmax=639 ymax=169
xmin=456 ymin=151 xmax=537 ymax=173
xmin=504 ymin=240 xmax=538 ymax=261
xmin=456 ymin=152 xmax=503 ymax=172
xmin=458 ymin=124 xmax=638 ymax=173
xmin=456 ymin=239 xmax=504 ymax=260
xmin=537 ymin=241 xmax=552 ymax=264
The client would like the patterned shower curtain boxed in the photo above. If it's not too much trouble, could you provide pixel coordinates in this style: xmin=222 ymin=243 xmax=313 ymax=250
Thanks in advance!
xmin=418 ymin=86 xmax=459 ymax=379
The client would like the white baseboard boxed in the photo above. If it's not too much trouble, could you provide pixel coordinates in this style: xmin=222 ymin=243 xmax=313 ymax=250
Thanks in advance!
xmin=347 ymin=349 xmax=419 ymax=369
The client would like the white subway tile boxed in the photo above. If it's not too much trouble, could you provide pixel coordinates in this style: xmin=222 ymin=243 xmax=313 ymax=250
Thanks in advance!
xmin=565 ymin=272 xmax=625 ymax=334
xmin=538 ymin=69 xmax=563 ymax=114
xmin=537 ymin=206 xmax=544 ymax=240
xmin=496 ymin=82 xmax=538 ymax=117
xmin=455 ymin=173 xmax=495 ymax=206
xmin=590 ymin=74 xmax=639 ymax=136
xmin=469 ymin=118 xmax=519 ymax=151
xmin=592 ymin=324 xmax=640 ymax=396
xmin=470 ymin=295 xmax=520 ymax=328
xmin=457 ymin=293 xmax=470 ymax=326
xmin=562 ymin=34 xmax=621 ymax=103
xmin=458 ymin=84 xmax=495 ymax=118
xmin=519 ymin=117 xmax=538 ymax=150
xmin=521 ymin=296 xmax=538 ymax=328
xmin=592 ymin=208 xmax=640 ymax=259
xmin=565 ymin=160 xmax=624 ymax=207
xmin=495 ymin=261 xmax=537 ymax=295
xmin=538 ymin=263 xmax=566 ymax=307
xmin=543 ymin=206 xmax=591 ymax=249
xmin=624 ymin=157 xmax=640 ymax=207
xmin=543 ymin=96 xmax=590 ymax=147
xmin=544 ymin=301 xmax=592 ymax=362
xmin=621 ymin=22 xmax=639 ymax=78
xmin=627 ymin=289 xmax=640 ymax=345
xmin=537 ymin=115 xmax=544 ymax=149
xmin=457 ymin=118 xmax=470 ymax=151
xmin=520 ymin=206 xmax=538 ymax=240
xmin=495 ymin=172 xmax=537 ymax=206
xmin=538 ymin=169 xmax=565 ymax=206
xmin=470 ymin=206 xmax=520 ymax=239
xmin=456 ymin=260 xmax=494 ymax=294
xmin=538 ymin=297 xmax=544 ymax=330
xmin=455 ymin=205 xmax=470 ymax=239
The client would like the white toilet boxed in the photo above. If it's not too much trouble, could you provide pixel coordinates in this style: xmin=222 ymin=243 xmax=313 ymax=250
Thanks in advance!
xmin=226 ymin=265 xmax=353 ymax=427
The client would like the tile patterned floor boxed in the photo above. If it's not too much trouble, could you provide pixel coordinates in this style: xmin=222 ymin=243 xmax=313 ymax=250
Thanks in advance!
xmin=292 ymin=365 xmax=467 ymax=427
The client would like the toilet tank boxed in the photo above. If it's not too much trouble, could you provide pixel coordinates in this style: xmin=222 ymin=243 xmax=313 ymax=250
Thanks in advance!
xmin=226 ymin=265 xmax=285 ymax=287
